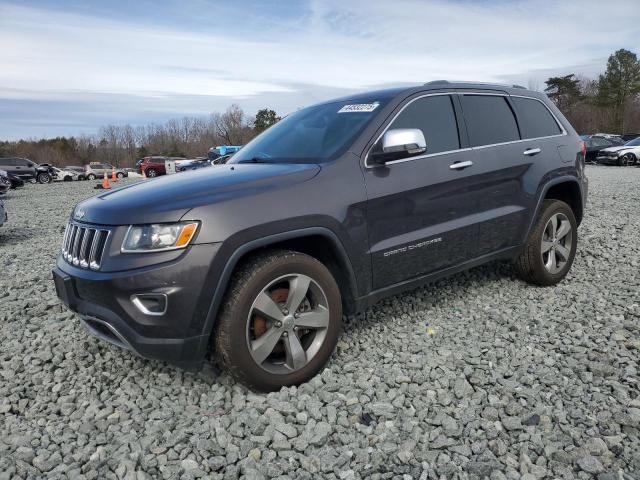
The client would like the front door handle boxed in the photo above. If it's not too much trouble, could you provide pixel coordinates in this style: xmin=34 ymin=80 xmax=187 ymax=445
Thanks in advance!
xmin=524 ymin=148 xmax=542 ymax=156
xmin=449 ymin=160 xmax=474 ymax=170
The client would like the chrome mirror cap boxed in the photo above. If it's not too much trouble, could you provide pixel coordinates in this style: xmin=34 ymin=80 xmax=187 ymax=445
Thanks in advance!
xmin=382 ymin=128 xmax=427 ymax=155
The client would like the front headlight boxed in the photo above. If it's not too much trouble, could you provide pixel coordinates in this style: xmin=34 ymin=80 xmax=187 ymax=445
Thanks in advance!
xmin=121 ymin=222 xmax=199 ymax=253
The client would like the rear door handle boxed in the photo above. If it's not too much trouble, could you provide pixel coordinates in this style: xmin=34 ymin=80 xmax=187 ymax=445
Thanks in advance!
xmin=524 ymin=148 xmax=542 ymax=156
xmin=449 ymin=160 xmax=473 ymax=170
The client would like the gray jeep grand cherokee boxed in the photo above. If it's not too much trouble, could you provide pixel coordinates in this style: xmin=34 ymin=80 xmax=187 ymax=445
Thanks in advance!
xmin=53 ymin=81 xmax=588 ymax=391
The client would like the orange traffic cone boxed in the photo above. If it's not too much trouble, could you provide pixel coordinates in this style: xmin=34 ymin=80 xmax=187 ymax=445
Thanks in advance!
xmin=102 ymin=172 xmax=111 ymax=189
xmin=111 ymin=167 xmax=117 ymax=182
xmin=141 ymin=168 xmax=147 ymax=180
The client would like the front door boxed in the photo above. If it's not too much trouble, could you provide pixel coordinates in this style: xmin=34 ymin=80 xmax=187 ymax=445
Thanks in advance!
xmin=363 ymin=93 xmax=481 ymax=289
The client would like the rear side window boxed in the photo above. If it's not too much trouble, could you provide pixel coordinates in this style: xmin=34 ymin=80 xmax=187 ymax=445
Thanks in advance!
xmin=512 ymin=97 xmax=562 ymax=139
xmin=386 ymin=95 xmax=460 ymax=155
xmin=460 ymin=95 xmax=520 ymax=147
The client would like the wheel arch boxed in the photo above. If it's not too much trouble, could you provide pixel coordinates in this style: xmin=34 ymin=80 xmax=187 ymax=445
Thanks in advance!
xmin=526 ymin=177 xmax=584 ymax=242
xmin=200 ymin=227 xmax=359 ymax=349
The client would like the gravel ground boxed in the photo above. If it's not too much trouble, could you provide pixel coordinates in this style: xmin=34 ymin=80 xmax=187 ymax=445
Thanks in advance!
xmin=0 ymin=166 xmax=639 ymax=480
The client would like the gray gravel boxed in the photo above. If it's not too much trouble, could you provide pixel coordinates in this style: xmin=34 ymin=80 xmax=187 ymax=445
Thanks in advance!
xmin=1 ymin=166 xmax=639 ymax=479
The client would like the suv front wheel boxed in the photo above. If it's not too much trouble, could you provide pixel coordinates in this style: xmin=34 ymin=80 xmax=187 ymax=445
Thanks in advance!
xmin=215 ymin=250 xmax=342 ymax=391
xmin=515 ymin=199 xmax=577 ymax=286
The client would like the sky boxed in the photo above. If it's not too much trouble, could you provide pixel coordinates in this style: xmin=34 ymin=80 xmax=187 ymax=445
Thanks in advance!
xmin=1 ymin=0 xmax=639 ymax=140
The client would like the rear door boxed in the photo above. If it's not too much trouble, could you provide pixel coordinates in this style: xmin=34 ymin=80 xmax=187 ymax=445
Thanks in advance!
xmin=456 ymin=93 xmax=542 ymax=257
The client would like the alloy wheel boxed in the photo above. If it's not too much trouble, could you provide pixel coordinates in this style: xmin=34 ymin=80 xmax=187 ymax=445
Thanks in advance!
xmin=541 ymin=212 xmax=573 ymax=274
xmin=246 ymin=273 xmax=330 ymax=374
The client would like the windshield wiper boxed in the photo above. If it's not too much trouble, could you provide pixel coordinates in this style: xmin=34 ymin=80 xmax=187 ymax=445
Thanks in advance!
xmin=237 ymin=157 xmax=274 ymax=164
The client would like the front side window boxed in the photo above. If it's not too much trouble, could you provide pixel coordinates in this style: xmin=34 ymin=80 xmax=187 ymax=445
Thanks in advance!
xmin=379 ymin=95 xmax=460 ymax=156
xmin=460 ymin=95 xmax=520 ymax=147
xmin=512 ymin=97 xmax=562 ymax=139
xmin=231 ymin=98 xmax=389 ymax=164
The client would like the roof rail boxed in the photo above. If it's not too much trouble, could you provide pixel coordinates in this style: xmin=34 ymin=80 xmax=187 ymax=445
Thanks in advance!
xmin=424 ymin=80 xmax=450 ymax=85
xmin=424 ymin=80 xmax=529 ymax=90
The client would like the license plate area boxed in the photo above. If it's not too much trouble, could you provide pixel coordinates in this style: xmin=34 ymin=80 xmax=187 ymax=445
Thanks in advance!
xmin=52 ymin=269 xmax=76 ymax=309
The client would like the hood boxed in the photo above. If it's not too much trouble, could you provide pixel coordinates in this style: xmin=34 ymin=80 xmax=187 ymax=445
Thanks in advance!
xmin=74 ymin=163 xmax=320 ymax=225
xmin=600 ymin=145 xmax=634 ymax=153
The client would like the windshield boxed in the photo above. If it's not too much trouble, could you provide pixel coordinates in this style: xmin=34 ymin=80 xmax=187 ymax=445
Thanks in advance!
xmin=231 ymin=99 xmax=387 ymax=164
xmin=624 ymin=137 xmax=640 ymax=146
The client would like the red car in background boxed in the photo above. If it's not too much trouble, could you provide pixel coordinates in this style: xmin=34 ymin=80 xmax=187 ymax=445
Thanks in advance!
xmin=139 ymin=156 xmax=168 ymax=177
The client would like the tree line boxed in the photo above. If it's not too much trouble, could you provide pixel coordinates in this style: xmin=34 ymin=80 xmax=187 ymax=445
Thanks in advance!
xmin=1 ymin=48 xmax=639 ymax=168
xmin=543 ymin=49 xmax=640 ymax=135
xmin=0 ymin=107 xmax=281 ymax=168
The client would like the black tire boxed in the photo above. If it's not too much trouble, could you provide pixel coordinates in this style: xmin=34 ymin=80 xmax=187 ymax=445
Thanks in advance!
xmin=621 ymin=153 xmax=636 ymax=166
xmin=515 ymin=199 xmax=578 ymax=286
xmin=117 ymin=172 xmax=124 ymax=179
xmin=147 ymin=169 xmax=157 ymax=178
xmin=87 ymin=174 xmax=96 ymax=180
xmin=214 ymin=250 xmax=342 ymax=391
xmin=37 ymin=172 xmax=51 ymax=184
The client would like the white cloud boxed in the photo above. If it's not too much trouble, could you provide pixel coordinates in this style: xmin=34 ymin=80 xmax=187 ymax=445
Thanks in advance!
xmin=0 ymin=0 xmax=638 ymax=137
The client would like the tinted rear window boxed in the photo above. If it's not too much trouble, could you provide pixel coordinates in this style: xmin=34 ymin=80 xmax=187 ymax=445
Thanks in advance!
xmin=386 ymin=95 xmax=460 ymax=155
xmin=512 ymin=97 xmax=562 ymax=139
xmin=460 ymin=95 xmax=520 ymax=147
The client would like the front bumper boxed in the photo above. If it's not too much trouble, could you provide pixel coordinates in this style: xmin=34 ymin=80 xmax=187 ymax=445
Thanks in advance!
xmin=53 ymin=242 xmax=221 ymax=368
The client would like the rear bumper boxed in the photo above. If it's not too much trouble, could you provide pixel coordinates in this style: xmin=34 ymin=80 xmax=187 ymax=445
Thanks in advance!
xmin=53 ymin=243 xmax=221 ymax=368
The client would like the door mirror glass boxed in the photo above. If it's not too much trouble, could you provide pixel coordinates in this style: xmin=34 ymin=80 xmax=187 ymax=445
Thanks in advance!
xmin=370 ymin=128 xmax=427 ymax=164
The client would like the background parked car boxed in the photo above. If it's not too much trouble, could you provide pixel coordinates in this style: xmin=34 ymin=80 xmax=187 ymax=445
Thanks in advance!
xmin=0 ymin=198 xmax=6 ymax=227
xmin=0 ymin=169 xmax=25 ymax=189
xmin=65 ymin=166 xmax=88 ymax=180
xmin=52 ymin=167 xmax=81 ymax=181
xmin=84 ymin=162 xmax=128 ymax=180
xmin=139 ymin=156 xmax=170 ymax=177
xmin=0 ymin=157 xmax=55 ymax=183
xmin=581 ymin=135 xmax=625 ymax=163
xmin=597 ymin=137 xmax=640 ymax=165
xmin=0 ymin=170 xmax=11 ymax=195
xmin=177 ymin=157 xmax=211 ymax=171
xmin=207 ymin=145 xmax=242 ymax=162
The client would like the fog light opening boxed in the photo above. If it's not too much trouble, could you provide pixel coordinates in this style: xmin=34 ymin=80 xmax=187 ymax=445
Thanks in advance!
xmin=131 ymin=293 xmax=168 ymax=316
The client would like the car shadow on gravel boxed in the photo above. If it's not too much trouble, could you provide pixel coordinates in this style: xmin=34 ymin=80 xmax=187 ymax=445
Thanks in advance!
xmin=0 ymin=226 xmax=39 ymax=245
xmin=73 ymin=259 xmax=518 ymax=391
xmin=343 ymin=260 xmax=516 ymax=333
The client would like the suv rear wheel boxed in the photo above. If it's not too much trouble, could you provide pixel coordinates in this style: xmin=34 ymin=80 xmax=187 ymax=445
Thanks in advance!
xmin=215 ymin=250 xmax=342 ymax=391
xmin=515 ymin=199 xmax=577 ymax=286
xmin=146 ymin=169 xmax=158 ymax=177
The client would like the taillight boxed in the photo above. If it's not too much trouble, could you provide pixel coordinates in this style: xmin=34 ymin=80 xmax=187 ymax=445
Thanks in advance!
xmin=579 ymin=140 xmax=586 ymax=157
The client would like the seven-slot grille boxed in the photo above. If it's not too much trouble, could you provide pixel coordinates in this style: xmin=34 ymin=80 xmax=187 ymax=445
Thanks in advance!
xmin=61 ymin=222 xmax=110 ymax=270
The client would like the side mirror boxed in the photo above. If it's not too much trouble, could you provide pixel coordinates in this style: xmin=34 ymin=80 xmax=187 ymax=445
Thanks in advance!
xmin=370 ymin=128 xmax=427 ymax=165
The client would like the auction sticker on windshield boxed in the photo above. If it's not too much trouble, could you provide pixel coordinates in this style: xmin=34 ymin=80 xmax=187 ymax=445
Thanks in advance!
xmin=338 ymin=102 xmax=380 ymax=113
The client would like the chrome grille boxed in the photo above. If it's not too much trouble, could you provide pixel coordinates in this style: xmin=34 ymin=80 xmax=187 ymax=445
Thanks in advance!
xmin=61 ymin=222 xmax=110 ymax=270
